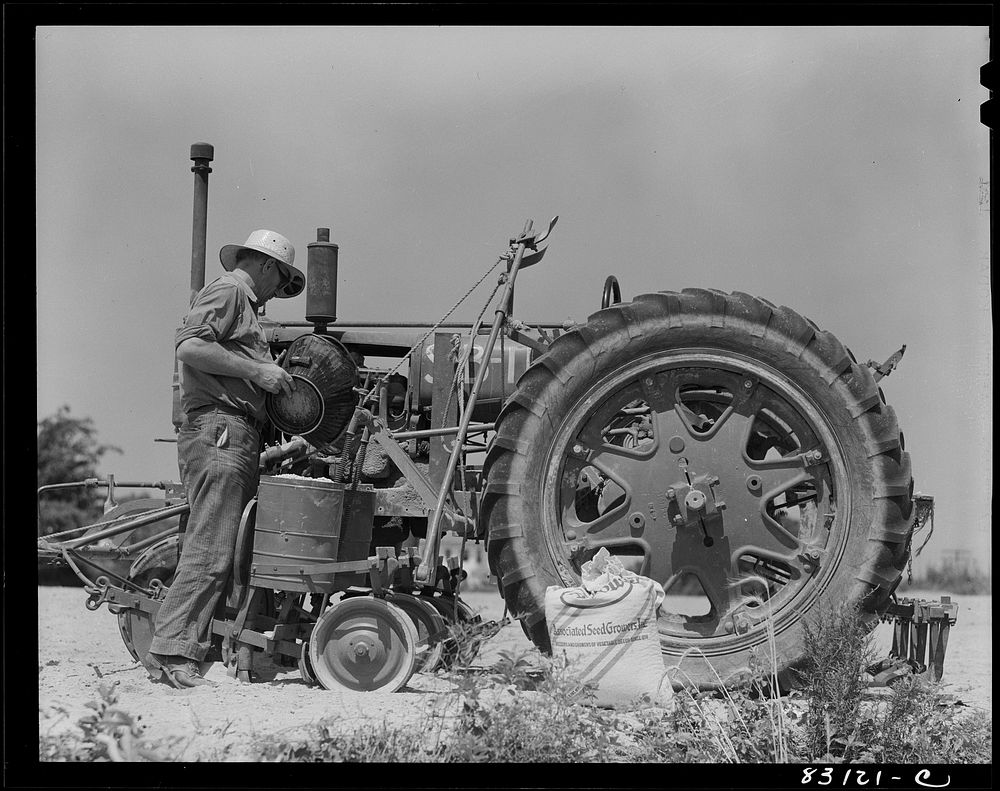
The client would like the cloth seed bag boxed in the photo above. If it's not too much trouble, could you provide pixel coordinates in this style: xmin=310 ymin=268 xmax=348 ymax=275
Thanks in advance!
xmin=545 ymin=548 xmax=674 ymax=709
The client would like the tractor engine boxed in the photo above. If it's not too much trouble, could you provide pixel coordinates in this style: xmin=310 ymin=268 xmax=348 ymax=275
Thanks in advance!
xmin=266 ymin=227 xmax=536 ymax=458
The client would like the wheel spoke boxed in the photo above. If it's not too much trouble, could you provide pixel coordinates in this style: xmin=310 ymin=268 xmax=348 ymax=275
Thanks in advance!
xmin=691 ymin=562 xmax=738 ymax=619
xmin=661 ymin=528 xmax=741 ymax=627
xmin=588 ymin=440 xmax=656 ymax=468
xmin=754 ymin=388 xmax=821 ymax=451
xmin=731 ymin=467 xmax=814 ymax=555
xmin=580 ymin=504 xmax=634 ymax=537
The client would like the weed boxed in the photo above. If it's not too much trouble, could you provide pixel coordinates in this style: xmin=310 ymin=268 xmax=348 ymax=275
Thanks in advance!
xmin=443 ymin=619 xmax=484 ymax=669
xmin=261 ymin=650 xmax=634 ymax=763
xmin=794 ymin=601 xmax=991 ymax=763
xmin=489 ymin=647 xmax=538 ymax=687
xmin=798 ymin=602 xmax=876 ymax=760
xmin=634 ymin=597 xmax=992 ymax=765
xmin=632 ymin=684 xmax=803 ymax=763
xmin=851 ymin=677 xmax=992 ymax=763
xmin=259 ymin=719 xmax=444 ymax=762
xmin=39 ymin=680 xmax=176 ymax=762
xmin=443 ymin=652 xmax=619 ymax=762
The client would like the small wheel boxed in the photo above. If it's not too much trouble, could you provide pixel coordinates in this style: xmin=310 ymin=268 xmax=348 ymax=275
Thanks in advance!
xmin=117 ymin=535 xmax=179 ymax=663
xmin=299 ymin=641 xmax=318 ymax=686
xmin=386 ymin=592 xmax=447 ymax=673
xmin=308 ymin=597 xmax=417 ymax=692
xmin=418 ymin=593 xmax=483 ymax=668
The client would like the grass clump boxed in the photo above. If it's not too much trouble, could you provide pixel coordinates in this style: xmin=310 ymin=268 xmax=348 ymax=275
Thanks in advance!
xmin=443 ymin=650 xmax=630 ymax=762
xmin=851 ymin=676 xmax=992 ymax=763
xmin=260 ymin=649 xmax=641 ymax=763
xmin=798 ymin=602 xmax=876 ymax=760
xmin=258 ymin=720 xmax=441 ymax=762
xmin=39 ymin=680 xmax=176 ymax=762
xmin=631 ymin=686 xmax=785 ymax=762
xmin=633 ymin=601 xmax=992 ymax=764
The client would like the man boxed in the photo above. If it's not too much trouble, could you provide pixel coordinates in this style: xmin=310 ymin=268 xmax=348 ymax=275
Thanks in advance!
xmin=145 ymin=230 xmax=305 ymax=688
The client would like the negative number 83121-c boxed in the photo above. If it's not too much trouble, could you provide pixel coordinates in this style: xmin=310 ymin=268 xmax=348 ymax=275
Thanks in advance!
xmin=801 ymin=768 xmax=951 ymax=788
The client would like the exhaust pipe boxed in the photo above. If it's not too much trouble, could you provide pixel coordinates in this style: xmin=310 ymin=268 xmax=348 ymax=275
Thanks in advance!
xmin=173 ymin=142 xmax=215 ymax=431
xmin=189 ymin=142 xmax=214 ymax=304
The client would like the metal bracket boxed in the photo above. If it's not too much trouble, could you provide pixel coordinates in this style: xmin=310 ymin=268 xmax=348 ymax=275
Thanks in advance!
xmin=797 ymin=545 xmax=826 ymax=572
xmin=368 ymin=547 xmax=399 ymax=597
xmin=866 ymin=344 xmax=906 ymax=382
xmin=370 ymin=418 xmax=446 ymax=510
xmin=504 ymin=322 xmax=550 ymax=354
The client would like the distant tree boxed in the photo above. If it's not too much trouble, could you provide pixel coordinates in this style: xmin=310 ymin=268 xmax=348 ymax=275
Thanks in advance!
xmin=37 ymin=405 xmax=122 ymax=538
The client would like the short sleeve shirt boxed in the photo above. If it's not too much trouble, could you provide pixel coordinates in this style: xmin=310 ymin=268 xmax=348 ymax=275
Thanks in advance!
xmin=175 ymin=272 xmax=272 ymax=420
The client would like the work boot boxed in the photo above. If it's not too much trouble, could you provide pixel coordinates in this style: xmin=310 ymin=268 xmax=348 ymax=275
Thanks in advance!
xmin=144 ymin=652 xmax=214 ymax=688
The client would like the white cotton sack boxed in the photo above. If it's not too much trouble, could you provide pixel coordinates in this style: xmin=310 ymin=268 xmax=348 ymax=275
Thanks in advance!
xmin=545 ymin=548 xmax=674 ymax=709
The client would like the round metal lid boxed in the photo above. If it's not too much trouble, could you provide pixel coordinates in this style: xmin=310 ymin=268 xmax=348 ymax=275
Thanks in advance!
xmin=265 ymin=374 xmax=325 ymax=436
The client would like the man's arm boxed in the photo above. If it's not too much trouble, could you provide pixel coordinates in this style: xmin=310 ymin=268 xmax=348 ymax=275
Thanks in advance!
xmin=176 ymin=337 xmax=294 ymax=396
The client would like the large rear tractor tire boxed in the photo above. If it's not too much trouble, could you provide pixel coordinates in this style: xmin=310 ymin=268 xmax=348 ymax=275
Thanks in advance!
xmin=483 ymin=289 xmax=915 ymax=690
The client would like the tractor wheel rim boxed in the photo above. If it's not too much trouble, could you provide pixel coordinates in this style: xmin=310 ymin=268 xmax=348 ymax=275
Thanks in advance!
xmin=541 ymin=349 xmax=851 ymax=652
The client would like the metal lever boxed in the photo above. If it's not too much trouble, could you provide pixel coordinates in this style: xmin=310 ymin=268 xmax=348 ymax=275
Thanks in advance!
xmin=533 ymin=215 xmax=559 ymax=246
xmin=509 ymin=215 xmax=559 ymax=249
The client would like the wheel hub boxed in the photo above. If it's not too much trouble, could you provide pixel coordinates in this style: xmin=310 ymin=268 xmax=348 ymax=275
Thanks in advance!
xmin=348 ymin=636 xmax=380 ymax=662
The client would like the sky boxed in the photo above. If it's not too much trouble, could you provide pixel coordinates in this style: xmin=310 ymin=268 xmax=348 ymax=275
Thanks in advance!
xmin=35 ymin=26 xmax=990 ymax=574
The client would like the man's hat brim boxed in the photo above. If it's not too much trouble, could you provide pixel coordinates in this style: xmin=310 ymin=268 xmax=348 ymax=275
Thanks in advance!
xmin=220 ymin=244 xmax=305 ymax=299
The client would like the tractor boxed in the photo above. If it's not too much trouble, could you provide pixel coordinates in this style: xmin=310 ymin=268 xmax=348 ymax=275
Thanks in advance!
xmin=39 ymin=142 xmax=951 ymax=693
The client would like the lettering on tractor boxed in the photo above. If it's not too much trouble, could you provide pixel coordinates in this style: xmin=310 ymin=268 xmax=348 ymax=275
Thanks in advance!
xmin=37 ymin=142 xmax=957 ymax=693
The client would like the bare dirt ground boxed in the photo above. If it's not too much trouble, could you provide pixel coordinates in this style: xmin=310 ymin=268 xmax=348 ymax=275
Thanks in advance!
xmin=37 ymin=587 xmax=535 ymax=761
xmin=37 ymin=586 xmax=990 ymax=761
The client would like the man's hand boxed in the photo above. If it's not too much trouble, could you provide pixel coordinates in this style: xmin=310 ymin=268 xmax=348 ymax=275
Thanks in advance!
xmin=254 ymin=362 xmax=295 ymax=396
